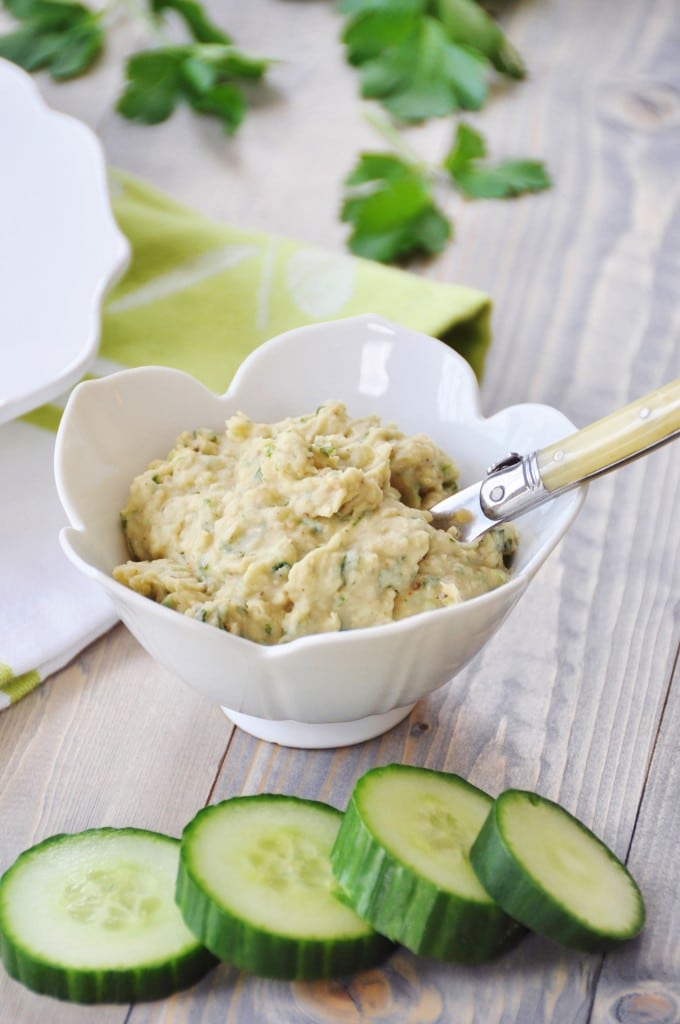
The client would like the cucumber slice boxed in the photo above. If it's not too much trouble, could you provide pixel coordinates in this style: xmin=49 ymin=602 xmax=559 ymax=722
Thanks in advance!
xmin=176 ymin=794 xmax=394 ymax=980
xmin=469 ymin=789 xmax=646 ymax=952
xmin=330 ymin=764 xmax=525 ymax=962
xmin=0 ymin=828 xmax=216 ymax=1004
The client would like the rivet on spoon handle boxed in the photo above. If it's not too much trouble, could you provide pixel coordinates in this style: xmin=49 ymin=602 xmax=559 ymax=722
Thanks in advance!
xmin=536 ymin=379 xmax=680 ymax=493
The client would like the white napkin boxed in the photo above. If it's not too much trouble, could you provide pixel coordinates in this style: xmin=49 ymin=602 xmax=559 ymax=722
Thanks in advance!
xmin=0 ymin=418 xmax=117 ymax=708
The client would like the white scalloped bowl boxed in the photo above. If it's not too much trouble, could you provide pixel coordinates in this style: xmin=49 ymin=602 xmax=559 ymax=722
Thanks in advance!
xmin=55 ymin=315 xmax=584 ymax=747
xmin=0 ymin=58 xmax=129 ymax=424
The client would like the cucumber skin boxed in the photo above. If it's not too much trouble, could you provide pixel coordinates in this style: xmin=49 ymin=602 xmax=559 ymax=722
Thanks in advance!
xmin=0 ymin=829 xmax=217 ymax=1005
xmin=330 ymin=785 xmax=525 ymax=964
xmin=176 ymin=799 xmax=394 ymax=981
xmin=176 ymin=857 xmax=392 ymax=981
xmin=0 ymin=932 xmax=215 ymax=1005
xmin=469 ymin=791 xmax=646 ymax=953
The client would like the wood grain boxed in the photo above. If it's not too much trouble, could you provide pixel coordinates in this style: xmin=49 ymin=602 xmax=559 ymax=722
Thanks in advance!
xmin=0 ymin=0 xmax=678 ymax=1021
xmin=590 ymin=655 xmax=680 ymax=1023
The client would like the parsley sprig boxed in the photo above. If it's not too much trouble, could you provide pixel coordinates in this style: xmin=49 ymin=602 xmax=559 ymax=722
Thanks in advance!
xmin=339 ymin=0 xmax=551 ymax=262
xmin=342 ymin=120 xmax=551 ymax=263
xmin=341 ymin=0 xmax=526 ymax=123
xmin=0 ymin=0 xmax=273 ymax=133
xmin=0 ymin=0 xmax=552 ymax=265
xmin=0 ymin=0 xmax=103 ymax=79
xmin=117 ymin=43 xmax=271 ymax=133
xmin=117 ymin=0 xmax=272 ymax=132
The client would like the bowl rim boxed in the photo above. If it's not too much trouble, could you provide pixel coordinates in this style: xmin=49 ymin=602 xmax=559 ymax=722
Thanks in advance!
xmin=55 ymin=313 xmax=586 ymax=657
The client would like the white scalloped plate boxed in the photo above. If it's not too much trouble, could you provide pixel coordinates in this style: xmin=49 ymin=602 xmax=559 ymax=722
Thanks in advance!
xmin=0 ymin=59 xmax=129 ymax=425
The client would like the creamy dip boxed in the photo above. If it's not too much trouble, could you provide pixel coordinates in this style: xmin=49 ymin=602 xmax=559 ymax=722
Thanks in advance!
xmin=114 ymin=402 xmax=517 ymax=644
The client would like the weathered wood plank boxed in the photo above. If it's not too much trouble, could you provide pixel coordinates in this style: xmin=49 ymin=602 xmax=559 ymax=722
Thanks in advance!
xmin=0 ymin=626 xmax=230 ymax=1024
xmin=589 ymin=653 xmax=680 ymax=1024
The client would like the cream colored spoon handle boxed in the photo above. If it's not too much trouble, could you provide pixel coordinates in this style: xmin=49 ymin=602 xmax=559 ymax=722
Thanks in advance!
xmin=536 ymin=379 xmax=680 ymax=492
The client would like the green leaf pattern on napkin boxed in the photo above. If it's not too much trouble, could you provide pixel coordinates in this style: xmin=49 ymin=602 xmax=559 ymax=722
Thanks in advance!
xmin=101 ymin=171 xmax=492 ymax=391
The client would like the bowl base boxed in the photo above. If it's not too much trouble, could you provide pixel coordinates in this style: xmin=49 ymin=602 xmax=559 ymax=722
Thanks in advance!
xmin=222 ymin=704 xmax=415 ymax=749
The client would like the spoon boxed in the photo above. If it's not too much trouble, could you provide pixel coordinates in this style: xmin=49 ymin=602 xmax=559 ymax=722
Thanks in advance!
xmin=430 ymin=379 xmax=680 ymax=542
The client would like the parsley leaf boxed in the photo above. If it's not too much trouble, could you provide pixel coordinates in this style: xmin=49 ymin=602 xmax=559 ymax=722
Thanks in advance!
xmin=443 ymin=117 xmax=486 ymax=165
xmin=444 ymin=122 xmax=552 ymax=198
xmin=116 ymin=48 xmax=184 ymax=124
xmin=354 ymin=15 xmax=489 ymax=121
xmin=434 ymin=0 xmax=526 ymax=79
xmin=341 ymin=0 xmax=424 ymax=65
xmin=189 ymin=79 xmax=245 ymax=129
xmin=0 ymin=0 xmax=103 ymax=80
xmin=341 ymin=0 xmax=526 ymax=121
xmin=341 ymin=152 xmax=451 ymax=262
xmin=116 ymin=42 xmax=270 ymax=133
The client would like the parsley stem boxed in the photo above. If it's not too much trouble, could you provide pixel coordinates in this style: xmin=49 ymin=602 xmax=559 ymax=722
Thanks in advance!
xmin=363 ymin=108 xmax=432 ymax=178
xmin=104 ymin=0 xmax=173 ymax=45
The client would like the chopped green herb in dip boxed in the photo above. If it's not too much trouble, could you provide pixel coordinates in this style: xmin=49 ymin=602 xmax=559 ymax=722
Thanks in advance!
xmin=113 ymin=402 xmax=517 ymax=644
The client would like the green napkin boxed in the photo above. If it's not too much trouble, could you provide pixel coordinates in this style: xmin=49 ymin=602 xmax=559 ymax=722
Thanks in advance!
xmin=102 ymin=171 xmax=492 ymax=389
xmin=5 ymin=170 xmax=492 ymax=712
xmin=29 ymin=171 xmax=492 ymax=439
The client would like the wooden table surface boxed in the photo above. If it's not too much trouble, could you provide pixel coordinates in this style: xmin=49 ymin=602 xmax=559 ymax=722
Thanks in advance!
xmin=1 ymin=1 xmax=679 ymax=1021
